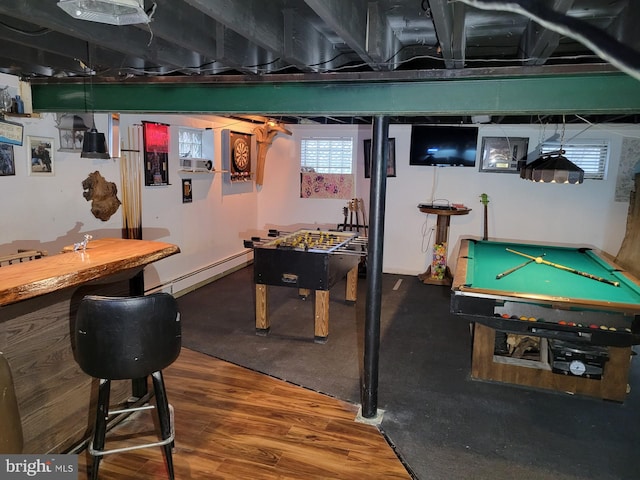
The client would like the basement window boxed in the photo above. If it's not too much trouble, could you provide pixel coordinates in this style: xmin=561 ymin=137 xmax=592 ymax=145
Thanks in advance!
xmin=301 ymin=137 xmax=353 ymax=174
xmin=300 ymin=137 xmax=354 ymax=199
xmin=179 ymin=128 xmax=203 ymax=158
xmin=541 ymin=140 xmax=609 ymax=180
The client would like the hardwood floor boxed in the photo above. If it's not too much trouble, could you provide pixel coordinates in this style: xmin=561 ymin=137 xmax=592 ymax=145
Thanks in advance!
xmin=77 ymin=348 xmax=412 ymax=479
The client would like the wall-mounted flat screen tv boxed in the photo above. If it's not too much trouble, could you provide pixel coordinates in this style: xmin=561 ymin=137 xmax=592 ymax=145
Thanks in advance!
xmin=410 ymin=125 xmax=479 ymax=167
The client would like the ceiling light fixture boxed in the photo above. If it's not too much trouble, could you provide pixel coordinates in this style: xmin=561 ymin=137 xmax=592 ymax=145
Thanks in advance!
xmin=520 ymin=150 xmax=584 ymax=184
xmin=520 ymin=115 xmax=584 ymax=184
xmin=81 ymin=126 xmax=110 ymax=159
xmin=57 ymin=0 xmax=150 ymax=26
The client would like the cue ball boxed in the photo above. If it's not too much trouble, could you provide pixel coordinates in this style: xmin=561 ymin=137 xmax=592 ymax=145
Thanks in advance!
xmin=535 ymin=257 xmax=543 ymax=263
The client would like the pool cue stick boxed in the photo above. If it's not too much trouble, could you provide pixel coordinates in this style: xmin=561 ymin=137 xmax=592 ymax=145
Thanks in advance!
xmin=496 ymin=256 xmax=541 ymax=279
xmin=505 ymin=248 xmax=620 ymax=287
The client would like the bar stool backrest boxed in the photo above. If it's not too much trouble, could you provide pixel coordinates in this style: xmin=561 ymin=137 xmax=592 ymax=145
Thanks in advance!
xmin=75 ymin=293 xmax=181 ymax=380
xmin=0 ymin=353 xmax=23 ymax=453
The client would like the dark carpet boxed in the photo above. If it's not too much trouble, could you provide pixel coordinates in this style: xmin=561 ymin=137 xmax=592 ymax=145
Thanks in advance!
xmin=178 ymin=266 xmax=639 ymax=480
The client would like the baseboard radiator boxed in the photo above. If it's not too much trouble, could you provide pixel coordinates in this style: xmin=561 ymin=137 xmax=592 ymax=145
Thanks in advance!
xmin=146 ymin=250 xmax=253 ymax=297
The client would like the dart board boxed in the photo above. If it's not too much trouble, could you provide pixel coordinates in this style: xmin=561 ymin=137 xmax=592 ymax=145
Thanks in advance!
xmin=233 ymin=137 xmax=249 ymax=170
xmin=228 ymin=131 xmax=252 ymax=181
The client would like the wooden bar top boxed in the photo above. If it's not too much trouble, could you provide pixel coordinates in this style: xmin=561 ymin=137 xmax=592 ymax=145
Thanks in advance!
xmin=0 ymin=238 xmax=180 ymax=307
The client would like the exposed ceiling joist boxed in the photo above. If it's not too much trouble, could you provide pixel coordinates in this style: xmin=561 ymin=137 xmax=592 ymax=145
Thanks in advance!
xmin=305 ymin=0 xmax=383 ymax=70
xmin=0 ymin=0 xmax=637 ymax=124
xmin=363 ymin=2 xmax=402 ymax=70
xmin=519 ymin=0 xmax=575 ymax=66
xmin=429 ymin=0 xmax=467 ymax=69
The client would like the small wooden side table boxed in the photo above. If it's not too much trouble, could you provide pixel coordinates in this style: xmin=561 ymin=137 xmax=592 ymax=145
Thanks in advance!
xmin=417 ymin=206 xmax=471 ymax=285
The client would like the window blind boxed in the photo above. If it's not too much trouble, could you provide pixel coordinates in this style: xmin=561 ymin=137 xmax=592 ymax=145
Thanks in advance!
xmin=541 ymin=140 xmax=608 ymax=180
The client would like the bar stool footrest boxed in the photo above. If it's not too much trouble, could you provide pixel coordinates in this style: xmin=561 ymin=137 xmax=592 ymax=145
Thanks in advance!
xmin=89 ymin=404 xmax=174 ymax=458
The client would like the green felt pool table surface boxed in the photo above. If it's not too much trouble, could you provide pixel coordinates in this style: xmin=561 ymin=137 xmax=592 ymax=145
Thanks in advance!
xmin=451 ymin=239 xmax=639 ymax=400
xmin=454 ymin=239 xmax=640 ymax=312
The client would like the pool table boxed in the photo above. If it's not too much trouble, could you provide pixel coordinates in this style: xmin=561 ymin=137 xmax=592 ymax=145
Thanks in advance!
xmin=451 ymin=238 xmax=640 ymax=401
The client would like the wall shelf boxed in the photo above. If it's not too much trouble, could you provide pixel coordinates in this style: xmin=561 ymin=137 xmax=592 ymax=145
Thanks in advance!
xmin=177 ymin=169 xmax=228 ymax=175
xmin=3 ymin=112 xmax=40 ymax=119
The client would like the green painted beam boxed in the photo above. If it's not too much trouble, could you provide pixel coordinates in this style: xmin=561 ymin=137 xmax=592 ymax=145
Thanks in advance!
xmin=31 ymin=72 xmax=640 ymax=116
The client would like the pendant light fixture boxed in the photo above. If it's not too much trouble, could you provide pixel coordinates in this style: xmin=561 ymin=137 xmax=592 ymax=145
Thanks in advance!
xmin=520 ymin=116 xmax=584 ymax=184
xmin=81 ymin=125 xmax=110 ymax=159
xmin=81 ymin=45 xmax=110 ymax=160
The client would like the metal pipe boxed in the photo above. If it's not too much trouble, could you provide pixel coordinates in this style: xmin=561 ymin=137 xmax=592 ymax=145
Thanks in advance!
xmin=361 ymin=115 xmax=389 ymax=418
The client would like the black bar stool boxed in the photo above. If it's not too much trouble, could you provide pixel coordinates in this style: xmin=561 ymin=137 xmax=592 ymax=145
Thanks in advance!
xmin=0 ymin=353 xmax=23 ymax=454
xmin=75 ymin=293 xmax=181 ymax=480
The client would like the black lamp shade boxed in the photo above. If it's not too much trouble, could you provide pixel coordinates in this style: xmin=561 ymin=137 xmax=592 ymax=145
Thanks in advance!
xmin=520 ymin=155 xmax=549 ymax=180
xmin=81 ymin=127 xmax=110 ymax=159
xmin=520 ymin=151 xmax=584 ymax=184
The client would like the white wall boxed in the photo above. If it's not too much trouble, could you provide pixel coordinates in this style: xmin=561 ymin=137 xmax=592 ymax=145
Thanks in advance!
xmin=1 ymin=113 xmax=637 ymax=294
xmin=118 ymin=114 xmax=259 ymax=292
xmin=259 ymin=121 xmax=636 ymax=275
xmin=377 ymin=123 xmax=633 ymax=274
xmin=0 ymin=113 xmax=122 ymax=254
xmin=256 ymin=124 xmax=369 ymax=232
xmin=0 ymin=112 xmax=260 ymax=294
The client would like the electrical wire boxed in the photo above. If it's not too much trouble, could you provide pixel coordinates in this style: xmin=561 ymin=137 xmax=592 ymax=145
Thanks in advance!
xmin=0 ymin=21 xmax=50 ymax=36
xmin=420 ymin=216 xmax=435 ymax=254
xmin=453 ymin=0 xmax=640 ymax=82
xmin=78 ymin=32 xmax=605 ymax=79
xmin=4 ymin=0 xmax=634 ymax=81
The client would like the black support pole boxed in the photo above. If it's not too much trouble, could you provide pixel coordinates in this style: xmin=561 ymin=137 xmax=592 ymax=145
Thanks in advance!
xmin=361 ymin=115 xmax=389 ymax=418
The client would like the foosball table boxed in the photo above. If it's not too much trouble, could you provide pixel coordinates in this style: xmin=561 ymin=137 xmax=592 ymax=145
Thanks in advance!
xmin=245 ymin=229 xmax=367 ymax=342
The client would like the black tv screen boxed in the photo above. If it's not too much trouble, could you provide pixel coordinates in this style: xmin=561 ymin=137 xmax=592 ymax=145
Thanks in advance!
xmin=410 ymin=125 xmax=479 ymax=167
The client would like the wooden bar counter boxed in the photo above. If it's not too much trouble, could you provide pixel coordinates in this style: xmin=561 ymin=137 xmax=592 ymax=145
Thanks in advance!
xmin=0 ymin=238 xmax=179 ymax=454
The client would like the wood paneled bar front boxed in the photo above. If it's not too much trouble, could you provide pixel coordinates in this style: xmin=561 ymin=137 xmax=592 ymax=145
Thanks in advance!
xmin=0 ymin=238 xmax=180 ymax=454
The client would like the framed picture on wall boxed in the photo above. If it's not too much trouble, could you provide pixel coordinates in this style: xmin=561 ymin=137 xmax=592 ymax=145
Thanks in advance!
xmin=479 ymin=136 xmax=528 ymax=173
xmin=364 ymin=138 xmax=396 ymax=178
xmin=0 ymin=118 xmax=23 ymax=146
xmin=0 ymin=143 xmax=15 ymax=176
xmin=182 ymin=178 xmax=192 ymax=203
xmin=28 ymin=136 xmax=55 ymax=176
xmin=143 ymin=121 xmax=170 ymax=186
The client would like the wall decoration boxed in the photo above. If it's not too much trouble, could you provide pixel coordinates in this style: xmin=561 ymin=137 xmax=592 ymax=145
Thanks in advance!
xmin=253 ymin=121 xmax=292 ymax=185
xmin=300 ymin=172 xmax=354 ymax=199
xmin=55 ymin=113 xmax=91 ymax=152
xmin=228 ymin=130 xmax=252 ymax=182
xmin=28 ymin=136 xmax=54 ymax=176
xmin=363 ymin=138 xmax=396 ymax=178
xmin=143 ymin=121 xmax=169 ymax=186
xmin=182 ymin=178 xmax=192 ymax=203
xmin=81 ymin=171 xmax=121 ymax=221
xmin=615 ymin=136 xmax=640 ymax=202
xmin=0 ymin=118 xmax=23 ymax=146
xmin=479 ymin=136 xmax=529 ymax=173
xmin=0 ymin=143 xmax=15 ymax=176
xmin=121 ymin=125 xmax=143 ymax=240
